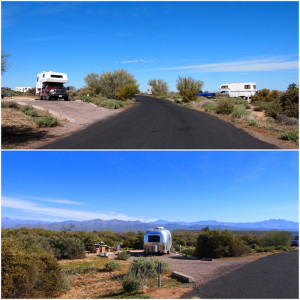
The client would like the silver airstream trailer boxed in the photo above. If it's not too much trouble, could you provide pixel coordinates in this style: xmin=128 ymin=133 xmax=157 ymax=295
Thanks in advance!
xmin=143 ymin=227 xmax=172 ymax=255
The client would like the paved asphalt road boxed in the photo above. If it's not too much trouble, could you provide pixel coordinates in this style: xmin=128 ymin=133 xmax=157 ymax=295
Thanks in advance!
xmin=184 ymin=250 xmax=299 ymax=299
xmin=41 ymin=95 xmax=277 ymax=149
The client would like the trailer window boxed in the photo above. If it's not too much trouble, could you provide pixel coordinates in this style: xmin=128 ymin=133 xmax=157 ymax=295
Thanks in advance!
xmin=253 ymin=85 xmax=257 ymax=89
xmin=37 ymin=77 xmax=39 ymax=82
xmin=244 ymin=85 xmax=251 ymax=89
xmin=148 ymin=235 xmax=160 ymax=242
xmin=51 ymin=75 xmax=63 ymax=78
xmin=221 ymin=85 xmax=228 ymax=89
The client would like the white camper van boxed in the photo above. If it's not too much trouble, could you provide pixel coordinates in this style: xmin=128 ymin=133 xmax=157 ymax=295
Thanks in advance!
xmin=143 ymin=227 xmax=172 ymax=255
xmin=219 ymin=82 xmax=257 ymax=102
xmin=36 ymin=71 xmax=69 ymax=100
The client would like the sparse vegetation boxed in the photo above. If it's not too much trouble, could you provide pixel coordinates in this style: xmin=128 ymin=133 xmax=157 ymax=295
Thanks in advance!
xmin=1 ymin=100 xmax=18 ymax=108
xmin=117 ymin=251 xmax=131 ymax=260
xmin=280 ymin=130 xmax=299 ymax=142
xmin=215 ymin=98 xmax=235 ymax=115
xmin=34 ymin=115 xmax=61 ymax=127
xmin=20 ymin=104 xmax=39 ymax=117
xmin=105 ymin=261 xmax=122 ymax=271
xmin=176 ymin=76 xmax=203 ymax=102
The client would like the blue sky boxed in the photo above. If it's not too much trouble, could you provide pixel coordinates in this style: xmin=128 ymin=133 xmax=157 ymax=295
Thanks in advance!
xmin=2 ymin=151 xmax=299 ymax=223
xmin=1 ymin=1 xmax=299 ymax=92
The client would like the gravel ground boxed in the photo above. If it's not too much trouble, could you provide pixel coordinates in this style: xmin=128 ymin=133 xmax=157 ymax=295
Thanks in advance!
xmin=129 ymin=250 xmax=271 ymax=285
xmin=10 ymin=96 xmax=119 ymax=125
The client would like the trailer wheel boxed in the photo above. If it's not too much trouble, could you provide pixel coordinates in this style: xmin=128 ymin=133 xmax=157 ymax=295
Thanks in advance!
xmin=46 ymin=94 xmax=51 ymax=100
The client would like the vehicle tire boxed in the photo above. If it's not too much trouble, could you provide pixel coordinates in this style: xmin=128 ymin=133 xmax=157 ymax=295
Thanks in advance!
xmin=64 ymin=96 xmax=69 ymax=101
xmin=46 ymin=94 xmax=51 ymax=100
xmin=39 ymin=93 xmax=43 ymax=100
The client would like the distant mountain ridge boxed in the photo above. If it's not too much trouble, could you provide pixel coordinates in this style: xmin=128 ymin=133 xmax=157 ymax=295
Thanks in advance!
xmin=2 ymin=217 xmax=299 ymax=232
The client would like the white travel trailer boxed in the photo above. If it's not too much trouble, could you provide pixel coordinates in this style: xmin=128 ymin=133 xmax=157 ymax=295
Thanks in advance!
xmin=36 ymin=71 xmax=68 ymax=94
xmin=219 ymin=82 xmax=257 ymax=102
xmin=15 ymin=87 xmax=33 ymax=92
xmin=143 ymin=227 xmax=172 ymax=255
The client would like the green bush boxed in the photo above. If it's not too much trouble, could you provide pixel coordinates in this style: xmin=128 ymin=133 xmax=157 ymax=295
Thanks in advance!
xmin=280 ymin=131 xmax=299 ymax=142
xmin=195 ymin=228 xmax=249 ymax=258
xmin=20 ymin=105 xmax=39 ymax=117
xmin=234 ymin=98 xmax=250 ymax=108
xmin=2 ymin=239 xmax=66 ymax=298
xmin=181 ymin=247 xmax=196 ymax=256
xmin=278 ymin=84 xmax=299 ymax=118
xmin=80 ymin=95 xmax=92 ymax=102
xmin=34 ymin=115 xmax=61 ymax=127
xmin=264 ymin=246 xmax=276 ymax=253
xmin=176 ymin=76 xmax=203 ymax=102
xmin=115 ymin=83 xmax=139 ymax=100
xmin=204 ymin=102 xmax=217 ymax=112
xmin=129 ymin=257 xmax=169 ymax=280
xmin=261 ymin=231 xmax=291 ymax=247
xmin=122 ymin=274 xmax=142 ymax=293
xmin=216 ymin=99 xmax=234 ymax=115
xmin=252 ymin=101 xmax=269 ymax=112
xmin=1 ymin=101 xmax=18 ymax=108
xmin=233 ymin=105 xmax=250 ymax=118
xmin=117 ymin=251 xmax=131 ymax=260
xmin=49 ymin=236 xmax=86 ymax=260
xmin=265 ymin=101 xmax=282 ymax=118
xmin=105 ymin=261 xmax=121 ymax=271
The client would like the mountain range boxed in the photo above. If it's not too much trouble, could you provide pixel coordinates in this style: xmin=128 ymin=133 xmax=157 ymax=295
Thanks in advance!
xmin=1 ymin=217 xmax=299 ymax=232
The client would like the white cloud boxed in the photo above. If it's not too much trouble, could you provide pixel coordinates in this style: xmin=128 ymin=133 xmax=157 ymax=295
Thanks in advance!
xmin=140 ymin=55 xmax=299 ymax=72
xmin=21 ymin=196 xmax=83 ymax=205
xmin=121 ymin=58 xmax=156 ymax=64
xmin=1 ymin=196 xmax=155 ymax=222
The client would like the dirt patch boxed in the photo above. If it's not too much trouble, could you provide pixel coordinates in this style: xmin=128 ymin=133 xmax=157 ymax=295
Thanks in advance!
xmin=1 ymin=106 xmax=81 ymax=149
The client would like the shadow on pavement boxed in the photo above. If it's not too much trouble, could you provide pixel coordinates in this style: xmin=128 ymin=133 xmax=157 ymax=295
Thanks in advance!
xmin=181 ymin=251 xmax=299 ymax=299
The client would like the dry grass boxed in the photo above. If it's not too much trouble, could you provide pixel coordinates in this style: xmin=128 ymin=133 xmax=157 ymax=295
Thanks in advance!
xmin=58 ymin=256 xmax=193 ymax=299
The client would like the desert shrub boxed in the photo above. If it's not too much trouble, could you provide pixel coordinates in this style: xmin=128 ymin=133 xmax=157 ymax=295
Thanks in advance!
xmin=275 ymin=115 xmax=298 ymax=125
xmin=105 ymin=261 xmax=122 ymax=271
xmin=65 ymin=265 xmax=100 ymax=275
xmin=117 ymin=251 xmax=131 ymax=260
xmin=265 ymin=101 xmax=282 ymax=118
xmin=216 ymin=99 xmax=234 ymax=115
xmin=49 ymin=236 xmax=86 ymax=260
xmin=240 ymin=234 xmax=261 ymax=246
xmin=197 ymin=99 xmax=215 ymax=109
xmin=115 ymin=83 xmax=139 ymax=100
xmin=1 ymin=100 xmax=18 ymax=108
xmin=20 ymin=105 xmax=38 ymax=117
xmin=98 ymin=69 xmax=138 ymax=99
xmin=261 ymin=231 xmax=291 ymax=248
xmin=278 ymin=84 xmax=299 ymax=118
xmin=176 ymin=76 xmax=203 ymax=102
xmin=195 ymin=228 xmax=249 ymax=258
xmin=122 ymin=274 xmax=143 ymax=293
xmin=204 ymin=102 xmax=217 ymax=112
xmin=233 ymin=105 xmax=250 ymax=118
xmin=80 ymin=95 xmax=92 ymax=102
xmin=34 ymin=115 xmax=61 ymax=127
xmin=252 ymin=101 xmax=269 ymax=112
xmin=280 ymin=131 xmax=299 ymax=142
xmin=234 ymin=98 xmax=250 ymax=108
xmin=148 ymin=79 xmax=169 ymax=97
xmin=181 ymin=247 xmax=196 ymax=256
xmin=251 ymin=89 xmax=280 ymax=102
xmin=2 ymin=239 xmax=65 ymax=299
xmin=264 ymin=246 xmax=276 ymax=253
xmin=129 ymin=257 xmax=169 ymax=280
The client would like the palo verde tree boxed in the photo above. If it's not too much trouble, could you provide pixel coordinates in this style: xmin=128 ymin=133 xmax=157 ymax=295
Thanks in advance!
xmin=147 ymin=79 xmax=169 ymax=96
xmin=176 ymin=76 xmax=203 ymax=102
xmin=1 ymin=51 xmax=10 ymax=75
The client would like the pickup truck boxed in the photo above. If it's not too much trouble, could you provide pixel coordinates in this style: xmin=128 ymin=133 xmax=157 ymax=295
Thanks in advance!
xmin=39 ymin=83 xmax=69 ymax=100
xmin=198 ymin=92 xmax=216 ymax=98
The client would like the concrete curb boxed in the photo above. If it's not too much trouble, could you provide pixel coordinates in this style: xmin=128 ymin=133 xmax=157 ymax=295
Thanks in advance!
xmin=171 ymin=271 xmax=194 ymax=283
